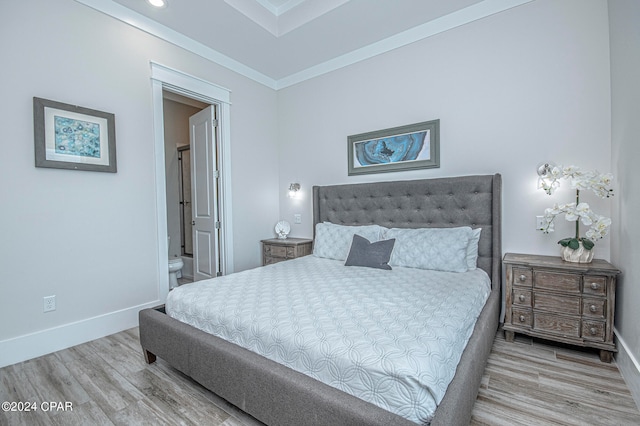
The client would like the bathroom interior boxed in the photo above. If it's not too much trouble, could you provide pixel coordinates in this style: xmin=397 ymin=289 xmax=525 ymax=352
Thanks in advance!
xmin=163 ymin=91 xmax=209 ymax=286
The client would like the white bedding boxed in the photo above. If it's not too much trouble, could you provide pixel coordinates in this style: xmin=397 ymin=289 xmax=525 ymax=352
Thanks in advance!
xmin=166 ymin=255 xmax=490 ymax=425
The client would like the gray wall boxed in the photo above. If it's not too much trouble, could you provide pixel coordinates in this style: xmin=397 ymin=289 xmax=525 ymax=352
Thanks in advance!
xmin=278 ymin=0 xmax=613 ymax=261
xmin=609 ymin=0 xmax=640 ymax=407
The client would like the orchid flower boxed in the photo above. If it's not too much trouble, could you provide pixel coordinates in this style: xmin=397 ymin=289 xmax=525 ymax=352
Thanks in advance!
xmin=538 ymin=164 xmax=613 ymax=250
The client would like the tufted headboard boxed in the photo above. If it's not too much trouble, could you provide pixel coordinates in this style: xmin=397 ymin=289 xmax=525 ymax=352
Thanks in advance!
xmin=312 ymin=174 xmax=502 ymax=285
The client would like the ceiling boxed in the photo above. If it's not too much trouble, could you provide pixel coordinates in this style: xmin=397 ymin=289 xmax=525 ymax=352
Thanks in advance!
xmin=77 ymin=0 xmax=532 ymax=88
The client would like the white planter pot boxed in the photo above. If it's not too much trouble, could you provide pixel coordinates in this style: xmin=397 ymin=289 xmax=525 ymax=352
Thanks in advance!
xmin=561 ymin=241 xmax=594 ymax=263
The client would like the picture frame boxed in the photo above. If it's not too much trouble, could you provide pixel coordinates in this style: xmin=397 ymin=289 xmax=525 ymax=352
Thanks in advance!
xmin=33 ymin=97 xmax=117 ymax=173
xmin=348 ymin=119 xmax=439 ymax=176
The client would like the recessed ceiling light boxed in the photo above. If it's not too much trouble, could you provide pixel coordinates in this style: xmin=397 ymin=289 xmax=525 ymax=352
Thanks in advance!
xmin=147 ymin=0 xmax=167 ymax=8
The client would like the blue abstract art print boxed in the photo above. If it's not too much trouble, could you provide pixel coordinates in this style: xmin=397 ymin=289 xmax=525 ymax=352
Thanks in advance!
xmin=348 ymin=120 xmax=440 ymax=176
xmin=354 ymin=131 xmax=428 ymax=167
xmin=54 ymin=116 xmax=101 ymax=158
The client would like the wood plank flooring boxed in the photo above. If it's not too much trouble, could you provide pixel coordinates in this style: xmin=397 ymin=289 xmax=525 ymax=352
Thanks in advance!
xmin=471 ymin=332 xmax=640 ymax=426
xmin=1 ymin=327 xmax=638 ymax=425
xmin=0 ymin=328 xmax=262 ymax=426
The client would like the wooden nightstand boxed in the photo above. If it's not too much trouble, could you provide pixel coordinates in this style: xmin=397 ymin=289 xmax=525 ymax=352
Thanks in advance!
xmin=503 ymin=253 xmax=620 ymax=363
xmin=261 ymin=238 xmax=313 ymax=266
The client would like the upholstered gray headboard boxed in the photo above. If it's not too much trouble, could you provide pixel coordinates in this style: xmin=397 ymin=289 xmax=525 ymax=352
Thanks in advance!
xmin=312 ymin=174 xmax=502 ymax=282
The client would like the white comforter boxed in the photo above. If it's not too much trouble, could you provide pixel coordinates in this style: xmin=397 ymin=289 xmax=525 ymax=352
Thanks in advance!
xmin=166 ymin=255 xmax=490 ymax=424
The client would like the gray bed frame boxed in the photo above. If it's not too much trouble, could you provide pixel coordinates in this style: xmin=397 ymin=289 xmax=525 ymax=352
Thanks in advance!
xmin=139 ymin=174 xmax=502 ymax=425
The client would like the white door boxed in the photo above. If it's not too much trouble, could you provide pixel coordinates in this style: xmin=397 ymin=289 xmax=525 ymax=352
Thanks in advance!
xmin=190 ymin=105 xmax=220 ymax=281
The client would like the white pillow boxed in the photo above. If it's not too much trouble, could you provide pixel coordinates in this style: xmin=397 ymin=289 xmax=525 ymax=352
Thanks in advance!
xmin=466 ymin=228 xmax=482 ymax=270
xmin=385 ymin=226 xmax=474 ymax=272
xmin=313 ymin=222 xmax=385 ymax=261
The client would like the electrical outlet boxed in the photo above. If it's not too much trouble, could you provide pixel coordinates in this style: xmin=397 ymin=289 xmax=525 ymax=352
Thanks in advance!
xmin=294 ymin=214 xmax=301 ymax=224
xmin=43 ymin=295 xmax=56 ymax=313
xmin=536 ymin=216 xmax=545 ymax=230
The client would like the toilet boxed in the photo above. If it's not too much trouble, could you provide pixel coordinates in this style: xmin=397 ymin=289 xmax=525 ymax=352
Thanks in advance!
xmin=168 ymin=236 xmax=184 ymax=289
xmin=168 ymin=257 xmax=184 ymax=289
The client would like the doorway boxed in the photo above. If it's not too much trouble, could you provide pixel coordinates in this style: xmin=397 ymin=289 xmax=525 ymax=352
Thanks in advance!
xmin=151 ymin=62 xmax=234 ymax=300
xmin=162 ymin=92 xmax=207 ymax=282
xmin=163 ymin=95 xmax=222 ymax=282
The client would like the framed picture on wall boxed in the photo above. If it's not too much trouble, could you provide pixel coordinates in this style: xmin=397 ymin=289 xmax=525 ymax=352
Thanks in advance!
xmin=347 ymin=119 xmax=439 ymax=176
xmin=33 ymin=97 xmax=117 ymax=173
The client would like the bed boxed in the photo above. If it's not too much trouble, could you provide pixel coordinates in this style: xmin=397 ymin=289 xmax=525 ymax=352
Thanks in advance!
xmin=139 ymin=174 xmax=502 ymax=425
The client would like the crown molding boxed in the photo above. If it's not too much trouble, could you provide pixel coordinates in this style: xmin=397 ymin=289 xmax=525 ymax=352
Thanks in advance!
xmin=224 ymin=0 xmax=349 ymax=36
xmin=275 ymin=0 xmax=534 ymax=89
xmin=75 ymin=0 xmax=278 ymax=88
xmin=74 ymin=0 xmax=533 ymax=91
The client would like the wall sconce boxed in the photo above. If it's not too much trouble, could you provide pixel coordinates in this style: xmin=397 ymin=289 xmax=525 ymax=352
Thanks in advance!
xmin=537 ymin=161 xmax=559 ymax=194
xmin=288 ymin=183 xmax=301 ymax=198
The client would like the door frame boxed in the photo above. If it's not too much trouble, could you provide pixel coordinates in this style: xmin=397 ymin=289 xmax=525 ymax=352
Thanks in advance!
xmin=151 ymin=62 xmax=234 ymax=301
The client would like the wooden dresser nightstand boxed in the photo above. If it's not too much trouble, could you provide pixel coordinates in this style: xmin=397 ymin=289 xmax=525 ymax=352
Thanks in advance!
xmin=503 ymin=253 xmax=620 ymax=362
xmin=261 ymin=238 xmax=313 ymax=266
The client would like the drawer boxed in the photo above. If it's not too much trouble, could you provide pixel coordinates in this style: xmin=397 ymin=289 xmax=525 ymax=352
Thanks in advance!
xmin=583 ymin=299 xmax=606 ymax=318
xmin=512 ymin=289 xmax=532 ymax=307
xmin=534 ymin=271 xmax=581 ymax=293
xmin=534 ymin=313 xmax=580 ymax=338
xmin=582 ymin=320 xmax=605 ymax=341
xmin=513 ymin=267 xmax=533 ymax=287
xmin=511 ymin=308 xmax=532 ymax=328
xmin=263 ymin=256 xmax=284 ymax=265
xmin=267 ymin=245 xmax=288 ymax=258
xmin=534 ymin=292 xmax=581 ymax=315
xmin=583 ymin=276 xmax=607 ymax=296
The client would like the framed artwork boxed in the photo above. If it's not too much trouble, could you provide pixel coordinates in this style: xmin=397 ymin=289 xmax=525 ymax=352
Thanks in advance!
xmin=33 ymin=97 xmax=117 ymax=172
xmin=347 ymin=119 xmax=439 ymax=176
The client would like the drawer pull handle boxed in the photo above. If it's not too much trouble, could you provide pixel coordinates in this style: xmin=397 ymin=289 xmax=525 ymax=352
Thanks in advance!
xmin=519 ymin=315 xmax=526 ymax=323
xmin=518 ymin=294 xmax=526 ymax=302
xmin=590 ymin=282 xmax=600 ymax=290
xmin=519 ymin=274 xmax=527 ymax=282
xmin=590 ymin=327 xmax=597 ymax=335
xmin=589 ymin=305 xmax=597 ymax=313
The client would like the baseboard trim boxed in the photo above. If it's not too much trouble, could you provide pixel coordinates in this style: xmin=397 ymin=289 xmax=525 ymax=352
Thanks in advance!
xmin=615 ymin=327 xmax=640 ymax=410
xmin=0 ymin=300 xmax=161 ymax=368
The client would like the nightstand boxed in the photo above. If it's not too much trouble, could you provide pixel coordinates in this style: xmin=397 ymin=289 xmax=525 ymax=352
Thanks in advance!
xmin=261 ymin=238 xmax=313 ymax=266
xmin=503 ymin=253 xmax=620 ymax=363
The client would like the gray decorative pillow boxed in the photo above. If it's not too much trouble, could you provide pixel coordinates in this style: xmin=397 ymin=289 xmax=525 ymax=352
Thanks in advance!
xmin=344 ymin=234 xmax=395 ymax=270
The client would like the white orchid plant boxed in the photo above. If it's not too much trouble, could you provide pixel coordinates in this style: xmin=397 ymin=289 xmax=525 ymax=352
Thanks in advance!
xmin=538 ymin=164 xmax=614 ymax=251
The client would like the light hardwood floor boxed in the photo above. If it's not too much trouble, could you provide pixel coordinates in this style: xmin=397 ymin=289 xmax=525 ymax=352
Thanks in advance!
xmin=1 ymin=327 xmax=638 ymax=425
xmin=471 ymin=332 xmax=640 ymax=425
